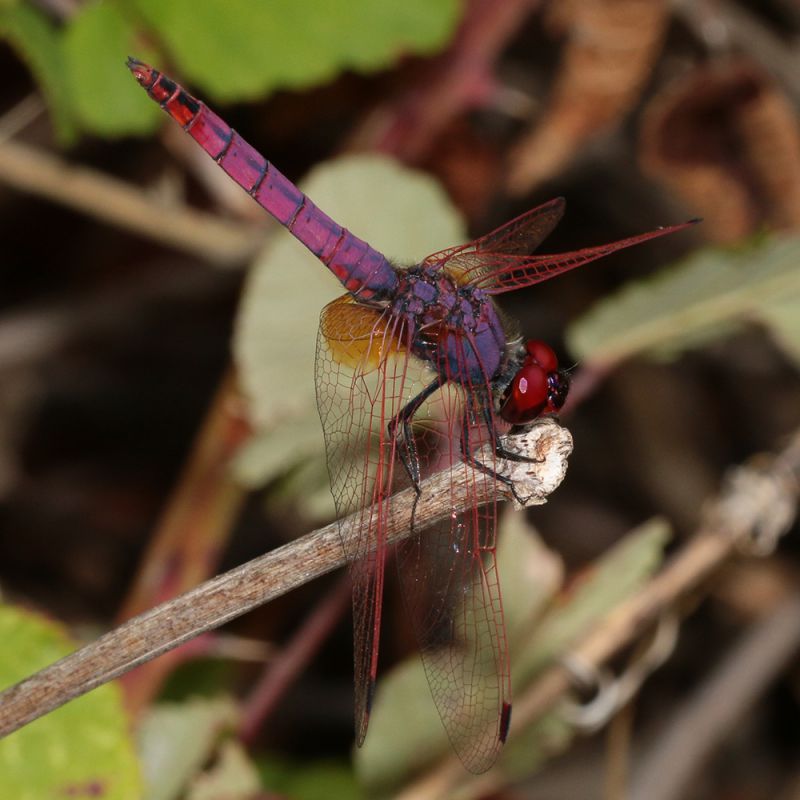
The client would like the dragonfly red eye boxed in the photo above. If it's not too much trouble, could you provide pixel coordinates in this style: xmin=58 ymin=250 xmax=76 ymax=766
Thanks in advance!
xmin=499 ymin=341 xmax=569 ymax=424
xmin=500 ymin=362 xmax=548 ymax=423
xmin=525 ymin=340 xmax=558 ymax=373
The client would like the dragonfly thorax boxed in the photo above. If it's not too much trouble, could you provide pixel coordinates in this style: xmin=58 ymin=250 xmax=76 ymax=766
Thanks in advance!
xmin=391 ymin=265 xmax=507 ymax=384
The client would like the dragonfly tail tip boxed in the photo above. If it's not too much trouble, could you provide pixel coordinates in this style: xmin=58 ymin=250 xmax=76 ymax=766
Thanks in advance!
xmin=126 ymin=56 xmax=155 ymax=86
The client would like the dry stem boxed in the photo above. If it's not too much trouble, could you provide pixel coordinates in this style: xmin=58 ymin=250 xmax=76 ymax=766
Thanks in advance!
xmin=0 ymin=419 xmax=572 ymax=739
xmin=0 ymin=140 xmax=265 ymax=266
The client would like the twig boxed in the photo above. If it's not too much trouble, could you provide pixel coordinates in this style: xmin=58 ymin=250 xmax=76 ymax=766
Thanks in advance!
xmin=0 ymin=94 xmax=46 ymax=144
xmin=397 ymin=427 xmax=800 ymax=800
xmin=629 ymin=592 xmax=800 ymax=800
xmin=506 ymin=0 xmax=670 ymax=195
xmin=0 ymin=267 xmax=235 ymax=371
xmin=117 ymin=370 xmax=251 ymax=714
xmin=0 ymin=140 xmax=266 ymax=266
xmin=0 ymin=419 xmax=572 ymax=739
xmin=605 ymin=700 xmax=635 ymax=800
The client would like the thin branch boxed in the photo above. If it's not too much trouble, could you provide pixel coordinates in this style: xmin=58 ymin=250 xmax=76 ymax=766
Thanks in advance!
xmin=629 ymin=592 xmax=800 ymax=800
xmin=0 ymin=94 xmax=46 ymax=144
xmin=0 ymin=267 xmax=235 ymax=371
xmin=0 ymin=419 xmax=572 ymax=740
xmin=0 ymin=140 xmax=266 ymax=266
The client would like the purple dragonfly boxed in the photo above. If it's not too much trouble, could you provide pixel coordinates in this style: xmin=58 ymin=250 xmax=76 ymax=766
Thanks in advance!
xmin=128 ymin=58 xmax=695 ymax=772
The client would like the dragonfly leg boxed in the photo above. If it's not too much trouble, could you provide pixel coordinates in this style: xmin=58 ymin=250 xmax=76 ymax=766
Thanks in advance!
xmin=460 ymin=401 xmax=528 ymax=505
xmin=387 ymin=378 xmax=443 ymax=494
xmin=482 ymin=404 xmax=544 ymax=464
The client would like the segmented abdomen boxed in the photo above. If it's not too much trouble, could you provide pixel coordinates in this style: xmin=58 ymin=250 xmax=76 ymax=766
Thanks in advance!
xmin=128 ymin=59 xmax=397 ymax=299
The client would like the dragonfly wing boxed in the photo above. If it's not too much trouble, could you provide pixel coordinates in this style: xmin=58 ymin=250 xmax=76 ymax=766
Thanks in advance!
xmin=460 ymin=219 xmax=699 ymax=294
xmin=423 ymin=197 xmax=566 ymax=268
xmin=316 ymin=295 xmax=429 ymax=743
xmin=394 ymin=336 xmax=511 ymax=773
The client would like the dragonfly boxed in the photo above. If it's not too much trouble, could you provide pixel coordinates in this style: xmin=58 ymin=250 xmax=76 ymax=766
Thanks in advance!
xmin=128 ymin=58 xmax=695 ymax=773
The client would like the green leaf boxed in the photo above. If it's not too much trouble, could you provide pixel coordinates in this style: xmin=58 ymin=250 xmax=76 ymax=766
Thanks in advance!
xmin=232 ymin=154 xmax=466 ymax=517
xmin=567 ymin=235 xmax=800 ymax=368
xmin=0 ymin=603 xmax=142 ymax=799
xmin=129 ymin=0 xmax=460 ymax=101
xmin=258 ymin=755 xmax=362 ymax=800
xmin=63 ymin=0 xmax=162 ymax=137
xmin=0 ymin=3 xmax=78 ymax=143
xmin=515 ymin=517 xmax=672 ymax=684
xmin=137 ymin=696 xmax=239 ymax=800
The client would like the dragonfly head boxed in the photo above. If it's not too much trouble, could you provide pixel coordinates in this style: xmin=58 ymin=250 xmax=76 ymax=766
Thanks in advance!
xmin=499 ymin=340 xmax=569 ymax=425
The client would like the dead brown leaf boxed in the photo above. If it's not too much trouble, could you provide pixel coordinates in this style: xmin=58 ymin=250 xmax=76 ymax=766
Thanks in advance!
xmin=506 ymin=0 xmax=670 ymax=195
xmin=639 ymin=60 xmax=800 ymax=242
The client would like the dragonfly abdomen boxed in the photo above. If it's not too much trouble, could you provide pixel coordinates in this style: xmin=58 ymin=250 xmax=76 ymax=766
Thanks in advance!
xmin=127 ymin=58 xmax=398 ymax=299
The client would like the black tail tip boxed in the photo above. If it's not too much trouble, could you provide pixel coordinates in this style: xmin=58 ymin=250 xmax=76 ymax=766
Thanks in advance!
xmin=126 ymin=55 xmax=144 ymax=70
xmin=687 ymin=217 xmax=703 ymax=225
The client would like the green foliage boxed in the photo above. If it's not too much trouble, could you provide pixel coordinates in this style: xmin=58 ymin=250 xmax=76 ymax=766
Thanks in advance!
xmin=567 ymin=235 xmax=800 ymax=368
xmin=0 ymin=0 xmax=460 ymax=140
xmin=0 ymin=2 xmax=77 ymax=142
xmin=131 ymin=0 xmax=459 ymax=100
xmin=63 ymin=1 xmax=161 ymax=137
xmin=233 ymin=154 xmax=466 ymax=518
xmin=0 ymin=603 xmax=141 ymax=799
xmin=497 ymin=509 xmax=563 ymax=648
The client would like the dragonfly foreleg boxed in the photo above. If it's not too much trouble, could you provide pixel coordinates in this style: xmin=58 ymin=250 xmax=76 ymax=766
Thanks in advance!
xmin=460 ymin=401 xmax=529 ymax=505
xmin=482 ymin=404 xmax=544 ymax=464
xmin=387 ymin=378 xmax=443 ymax=495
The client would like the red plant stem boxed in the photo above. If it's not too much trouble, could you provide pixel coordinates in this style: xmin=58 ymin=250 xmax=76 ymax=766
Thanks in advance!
xmin=117 ymin=370 xmax=251 ymax=715
xmin=348 ymin=0 xmax=543 ymax=161
xmin=239 ymin=574 xmax=353 ymax=745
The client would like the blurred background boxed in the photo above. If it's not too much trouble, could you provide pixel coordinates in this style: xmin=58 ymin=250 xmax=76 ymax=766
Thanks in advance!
xmin=0 ymin=1 xmax=799 ymax=798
